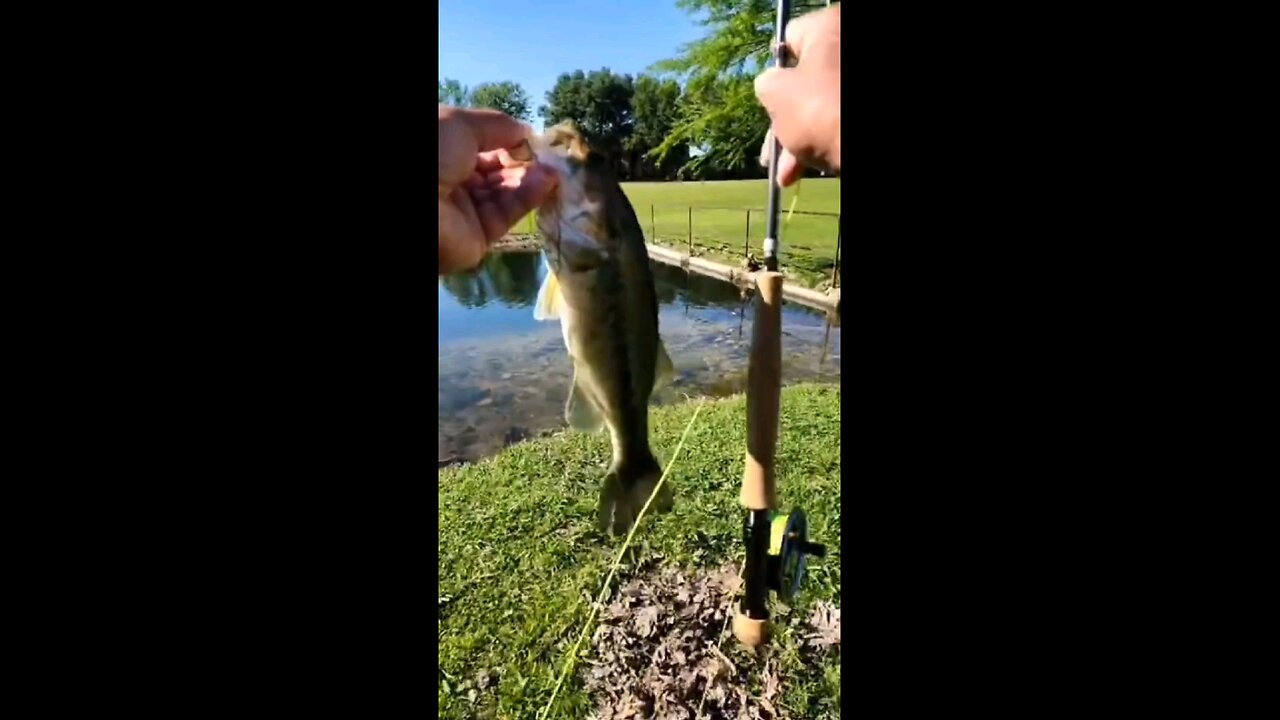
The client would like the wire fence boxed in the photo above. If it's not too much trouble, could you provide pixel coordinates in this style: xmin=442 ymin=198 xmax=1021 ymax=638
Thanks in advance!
xmin=645 ymin=205 xmax=841 ymax=289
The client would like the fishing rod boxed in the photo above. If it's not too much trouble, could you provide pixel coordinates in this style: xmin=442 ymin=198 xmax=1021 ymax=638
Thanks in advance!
xmin=732 ymin=0 xmax=827 ymax=649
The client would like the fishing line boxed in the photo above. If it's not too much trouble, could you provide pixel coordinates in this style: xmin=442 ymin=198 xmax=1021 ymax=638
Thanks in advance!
xmin=538 ymin=400 xmax=706 ymax=720
xmin=786 ymin=181 xmax=801 ymax=224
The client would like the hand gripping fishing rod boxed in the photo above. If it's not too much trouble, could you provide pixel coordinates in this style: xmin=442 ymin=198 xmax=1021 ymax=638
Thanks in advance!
xmin=732 ymin=0 xmax=827 ymax=649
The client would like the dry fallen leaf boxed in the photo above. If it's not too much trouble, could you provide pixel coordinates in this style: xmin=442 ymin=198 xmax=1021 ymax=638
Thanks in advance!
xmin=579 ymin=564 xmax=802 ymax=719
xmin=805 ymin=601 xmax=841 ymax=650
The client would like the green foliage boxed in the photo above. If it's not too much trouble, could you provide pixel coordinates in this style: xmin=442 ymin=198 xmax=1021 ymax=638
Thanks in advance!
xmin=470 ymin=80 xmax=533 ymax=121
xmin=649 ymin=0 xmax=835 ymax=179
xmin=666 ymin=74 xmax=771 ymax=179
xmin=629 ymin=76 xmax=689 ymax=181
xmin=440 ymin=251 xmax=542 ymax=309
xmin=653 ymin=0 xmax=776 ymax=79
xmin=439 ymin=78 xmax=534 ymax=121
xmin=439 ymin=78 xmax=469 ymax=106
xmin=540 ymin=68 xmax=636 ymax=178
xmin=538 ymin=70 xmax=696 ymax=182
xmin=647 ymin=0 xmax=776 ymax=179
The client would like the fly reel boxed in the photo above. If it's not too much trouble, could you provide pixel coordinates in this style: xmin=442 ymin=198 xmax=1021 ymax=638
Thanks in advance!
xmin=733 ymin=506 xmax=826 ymax=648
xmin=765 ymin=508 xmax=826 ymax=600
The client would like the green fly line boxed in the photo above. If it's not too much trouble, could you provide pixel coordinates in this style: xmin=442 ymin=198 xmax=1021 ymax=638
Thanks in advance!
xmin=786 ymin=179 xmax=801 ymax=224
xmin=538 ymin=401 xmax=706 ymax=720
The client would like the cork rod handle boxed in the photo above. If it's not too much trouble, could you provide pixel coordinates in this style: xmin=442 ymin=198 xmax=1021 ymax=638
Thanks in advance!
xmin=741 ymin=271 xmax=784 ymax=510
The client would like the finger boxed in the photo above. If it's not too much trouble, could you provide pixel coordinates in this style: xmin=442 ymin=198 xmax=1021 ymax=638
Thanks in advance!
xmin=473 ymin=164 xmax=557 ymax=242
xmin=754 ymin=69 xmax=823 ymax=165
xmin=452 ymin=108 xmax=532 ymax=153
xmin=755 ymin=68 xmax=806 ymax=148
xmin=476 ymin=167 xmax=556 ymax=242
xmin=475 ymin=151 xmax=516 ymax=176
xmin=759 ymin=128 xmax=774 ymax=168
xmin=475 ymin=148 xmax=529 ymax=172
xmin=777 ymin=148 xmax=802 ymax=188
xmin=487 ymin=163 xmax=559 ymax=197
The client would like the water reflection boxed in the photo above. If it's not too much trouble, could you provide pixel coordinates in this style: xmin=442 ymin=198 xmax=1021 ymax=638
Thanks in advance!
xmin=439 ymin=249 xmax=544 ymax=309
xmin=438 ymin=250 xmax=840 ymax=466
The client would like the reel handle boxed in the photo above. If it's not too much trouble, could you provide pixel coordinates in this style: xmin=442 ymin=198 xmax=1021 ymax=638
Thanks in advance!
xmin=741 ymin=271 xmax=784 ymax=511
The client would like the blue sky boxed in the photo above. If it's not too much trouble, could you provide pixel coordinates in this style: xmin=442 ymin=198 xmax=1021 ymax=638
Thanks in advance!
xmin=439 ymin=0 xmax=708 ymax=130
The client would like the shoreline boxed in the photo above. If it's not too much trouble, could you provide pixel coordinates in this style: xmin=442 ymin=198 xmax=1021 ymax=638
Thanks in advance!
xmin=646 ymin=243 xmax=841 ymax=313
xmin=493 ymin=235 xmax=840 ymax=313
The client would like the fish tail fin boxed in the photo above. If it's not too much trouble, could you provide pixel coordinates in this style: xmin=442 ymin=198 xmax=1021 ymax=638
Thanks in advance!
xmin=597 ymin=450 xmax=673 ymax=537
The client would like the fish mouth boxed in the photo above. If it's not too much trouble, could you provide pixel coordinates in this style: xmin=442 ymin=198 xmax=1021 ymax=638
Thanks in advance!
xmin=527 ymin=123 xmax=595 ymax=262
xmin=525 ymin=122 xmax=620 ymax=276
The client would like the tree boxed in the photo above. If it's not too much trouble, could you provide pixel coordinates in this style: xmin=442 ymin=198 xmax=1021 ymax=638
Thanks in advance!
xmin=469 ymin=81 xmax=532 ymax=121
xmin=440 ymin=252 xmax=543 ymax=309
xmin=665 ymin=74 xmax=769 ymax=179
xmin=482 ymin=250 xmax=543 ymax=308
xmin=628 ymin=75 xmax=688 ymax=180
xmin=438 ymin=78 xmax=470 ymax=106
xmin=649 ymin=0 xmax=834 ymax=178
xmin=540 ymin=69 xmax=635 ymax=178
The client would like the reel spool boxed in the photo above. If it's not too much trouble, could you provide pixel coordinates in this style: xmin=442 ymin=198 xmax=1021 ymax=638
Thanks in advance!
xmin=766 ymin=509 xmax=826 ymax=600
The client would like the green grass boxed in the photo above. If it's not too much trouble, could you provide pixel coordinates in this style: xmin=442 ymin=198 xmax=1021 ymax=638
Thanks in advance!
xmin=517 ymin=178 xmax=843 ymax=289
xmin=438 ymin=383 xmax=842 ymax=719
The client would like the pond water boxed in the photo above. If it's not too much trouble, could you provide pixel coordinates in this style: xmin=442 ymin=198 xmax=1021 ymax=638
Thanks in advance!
xmin=438 ymin=250 xmax=841 ymax=466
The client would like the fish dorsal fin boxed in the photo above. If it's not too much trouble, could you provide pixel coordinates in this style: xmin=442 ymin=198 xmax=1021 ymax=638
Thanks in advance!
xmin=654 ymin=340 xmax=675 ymax=391
xmin=533 ymin=268 xmax=563 ymax=321
xmin=566 ymin=371 xmax=604 ymax=432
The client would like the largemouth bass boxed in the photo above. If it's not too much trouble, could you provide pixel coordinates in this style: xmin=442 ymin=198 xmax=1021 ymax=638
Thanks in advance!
xmin=524 ymin=123 xmax=675 ymax=536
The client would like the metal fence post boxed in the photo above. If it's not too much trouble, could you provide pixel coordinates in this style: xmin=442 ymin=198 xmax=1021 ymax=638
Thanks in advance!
xmin=651 ymin=204 xmax=656 ymax=243
xmin=687 ymin=206 xmax=693 ymax=256
xmin=829 ymin=218 xmax=841 ymax=289
xmin=744 ymin=209 xmax=752 ymax=260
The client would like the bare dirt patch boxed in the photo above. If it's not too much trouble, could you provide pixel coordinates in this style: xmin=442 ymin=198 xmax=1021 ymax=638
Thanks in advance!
xmin=581 ymin=564 xmax=840 ymax=719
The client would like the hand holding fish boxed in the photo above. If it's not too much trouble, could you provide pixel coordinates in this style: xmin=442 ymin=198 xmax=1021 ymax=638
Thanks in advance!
xmin=438 ymin=106 xmax=559 ymax=274
xmin=753 ymin=3 xmax=841 ymax=187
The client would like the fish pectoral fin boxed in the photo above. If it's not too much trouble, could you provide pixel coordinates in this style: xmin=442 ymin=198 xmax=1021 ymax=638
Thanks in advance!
xmin=654 ymin=340 xmax=675 ymax=391
xmin=566 ymin=375 xmax=604 ymax=432
xmin=533 ymin=269 xmax=563 ymax=321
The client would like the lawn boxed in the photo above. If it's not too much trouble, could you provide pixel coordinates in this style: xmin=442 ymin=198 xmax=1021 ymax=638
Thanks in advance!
xmin=517 ymin=178 xmax=843 ymax=289
xmin=438 ymin=383 xmax=842 ymax=719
